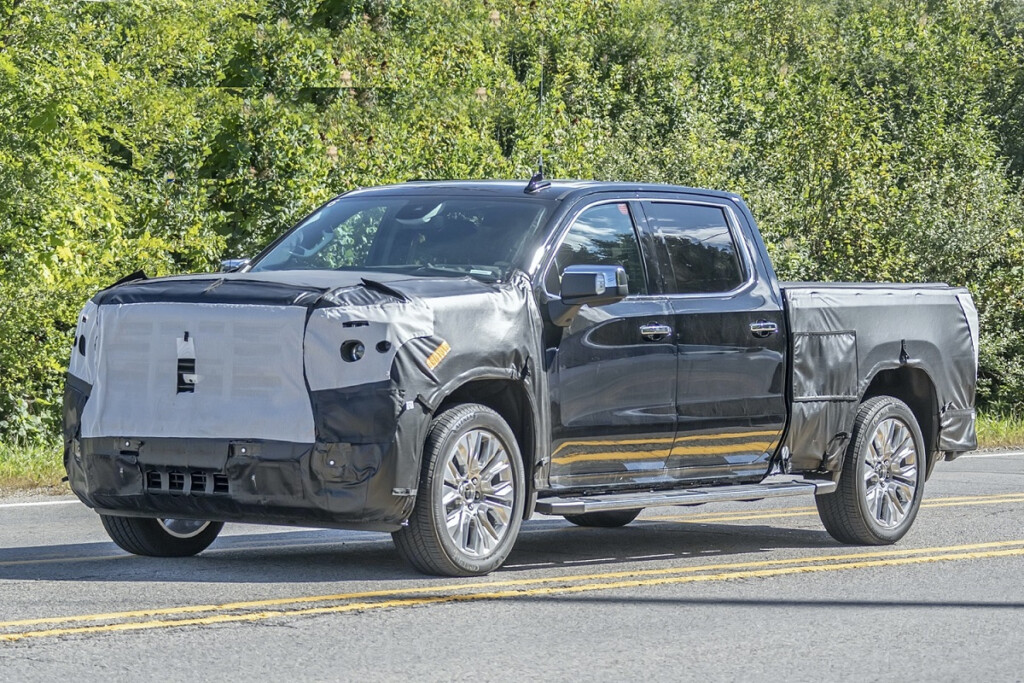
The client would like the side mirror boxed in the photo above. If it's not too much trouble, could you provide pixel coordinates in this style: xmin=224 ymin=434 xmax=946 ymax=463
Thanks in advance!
xmin=220 ymin=258 xmax=250 ymax=273
xmin=560 ymin=265 xmax=629 ymax=306
xmin=549 ymin=264 xmax=629 ymax=326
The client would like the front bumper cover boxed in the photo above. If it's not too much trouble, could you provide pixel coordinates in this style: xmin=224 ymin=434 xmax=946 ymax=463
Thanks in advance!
xmin=63 ymin=378 xmax=418 ymax=532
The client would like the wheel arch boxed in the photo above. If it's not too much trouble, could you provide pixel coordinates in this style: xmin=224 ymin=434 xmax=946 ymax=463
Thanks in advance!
xmin=861 ymin=366 xmax=939 ymax=477
xmin=433 ymin=377 xmax=538 ymax=518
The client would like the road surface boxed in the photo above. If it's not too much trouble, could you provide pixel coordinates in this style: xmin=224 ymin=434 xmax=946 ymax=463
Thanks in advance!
xmin=1 ymin=451 xmax=1022 ymax=681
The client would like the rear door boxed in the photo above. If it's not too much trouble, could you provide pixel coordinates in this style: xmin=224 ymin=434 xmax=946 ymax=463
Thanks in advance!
xmin=544 ymin=199 xmax=677 ymax=489
xmin=637 ymin=196 xmax=787 ymax=482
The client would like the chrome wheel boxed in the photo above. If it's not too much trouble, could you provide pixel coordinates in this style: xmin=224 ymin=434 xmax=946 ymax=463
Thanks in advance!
xmin=862 ymin=417 xmax=918 ymax=529
xmin=158 ymin=518 xmax=212 ymax=539
xmin=817 ymin=396 xmax=926 ymax=546
xmin=393 ymin=403 xmax=525 ymax=576
xmin=441 ymin=428 xmax=516 ymax=557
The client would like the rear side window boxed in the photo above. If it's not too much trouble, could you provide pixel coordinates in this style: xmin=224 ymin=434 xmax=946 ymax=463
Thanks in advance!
xmin=644 ymin=202 xmax=744 ymax=294
xmin=545 ymin=202 xmax=648 ymax=296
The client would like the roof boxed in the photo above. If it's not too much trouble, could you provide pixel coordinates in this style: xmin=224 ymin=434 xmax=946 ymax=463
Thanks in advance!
xmin=343 ymin=179 xmax=741 ymax=203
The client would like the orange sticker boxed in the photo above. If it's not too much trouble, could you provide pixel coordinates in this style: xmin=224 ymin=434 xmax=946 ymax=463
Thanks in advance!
xmin=425 ymin=340 xmax=451 ymax=370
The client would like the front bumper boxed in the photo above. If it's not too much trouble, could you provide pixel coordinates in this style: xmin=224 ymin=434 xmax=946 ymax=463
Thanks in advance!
xmin=63 ymin=377 xmax=419 ymax=532
xmin=65 ymin=436 xmax=413 ymax=532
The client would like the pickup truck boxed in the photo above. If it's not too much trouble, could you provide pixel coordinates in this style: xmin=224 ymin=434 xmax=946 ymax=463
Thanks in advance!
xmin=63 ymin=180 xmax=979 ymax=576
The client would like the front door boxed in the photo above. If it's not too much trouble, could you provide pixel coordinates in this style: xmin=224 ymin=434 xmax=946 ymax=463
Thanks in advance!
xmin=544 ymin=200 xmax=677 ymax=489
xmin=638 ymin=197 xmax=787 ymax=482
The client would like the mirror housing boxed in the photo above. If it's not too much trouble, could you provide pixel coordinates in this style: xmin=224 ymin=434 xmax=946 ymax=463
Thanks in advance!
xmin=220 ymin=258 xmax=250 ymax=273
xmin=549 ymin=264 xmax=629 ymax=326
xmin=560 ymin=265 xmax=629 ymax=306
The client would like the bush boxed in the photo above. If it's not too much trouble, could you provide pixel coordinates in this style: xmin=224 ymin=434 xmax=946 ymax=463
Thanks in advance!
xmin=1 ymin=0 xmax=1022 ymax=443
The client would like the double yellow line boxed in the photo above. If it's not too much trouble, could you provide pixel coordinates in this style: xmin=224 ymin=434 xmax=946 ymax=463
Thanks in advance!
xmin=4 ymin=538 xmax=1024 ymax=643
xmin=643 ymin=491 xmax=1024 ymax=524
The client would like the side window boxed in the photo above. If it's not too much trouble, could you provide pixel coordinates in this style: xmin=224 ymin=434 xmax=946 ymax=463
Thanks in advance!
xmin=644 ymin=202 xmax=744 ymax=294
xmin=544 ymin=202 xmax=648 ymax=295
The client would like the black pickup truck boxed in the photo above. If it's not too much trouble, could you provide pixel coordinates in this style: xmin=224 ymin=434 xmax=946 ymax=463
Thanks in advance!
xmin=63 ymin=180 xmax=979 ymax=576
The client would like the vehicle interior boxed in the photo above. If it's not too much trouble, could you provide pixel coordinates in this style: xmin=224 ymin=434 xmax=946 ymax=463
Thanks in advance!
xmin=251 ymin=196 xmax=551 ymax=281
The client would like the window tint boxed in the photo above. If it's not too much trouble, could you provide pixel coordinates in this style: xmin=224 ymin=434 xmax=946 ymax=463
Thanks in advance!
xmin=545 ymin=202 xmax=648 ymax=295
xmin=645 ymin=202 xmax=743 ymax=294
xmin=250 ymin=197 xmax=551 ymax=281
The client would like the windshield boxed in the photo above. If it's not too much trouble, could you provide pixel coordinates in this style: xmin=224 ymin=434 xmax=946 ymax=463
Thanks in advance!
xmin=249 ymin=194 xmax=553 ymax=281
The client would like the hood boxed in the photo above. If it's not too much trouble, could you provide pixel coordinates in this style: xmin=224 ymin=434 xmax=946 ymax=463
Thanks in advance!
xmin=92 ymin=269 xmax=503 ymax=309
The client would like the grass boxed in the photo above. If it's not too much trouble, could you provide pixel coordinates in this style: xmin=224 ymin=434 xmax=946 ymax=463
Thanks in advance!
xmin=0 ymin=440 xmax=65 ymax=494
xmin=976 ymin=410 xmax=1024 ymax=450
xmin=0 ymin=410 xmax=1021 ymax=493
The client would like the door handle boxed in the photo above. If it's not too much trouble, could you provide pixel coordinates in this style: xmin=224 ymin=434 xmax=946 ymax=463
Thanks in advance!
xmin=749 ymin=320 xmax=779 ymax=338
xmin=639 ymin=323 xmax=673 ymax=341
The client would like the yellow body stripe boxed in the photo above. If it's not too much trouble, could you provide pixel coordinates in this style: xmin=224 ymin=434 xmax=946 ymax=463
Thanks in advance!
xmin=552 ymin=440 xmax=773 ymax=465
xmin=550 ymin=429 xmax=781 ymax=457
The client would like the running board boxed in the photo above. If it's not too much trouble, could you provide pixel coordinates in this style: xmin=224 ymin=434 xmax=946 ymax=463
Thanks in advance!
xmin=534 ymin=479 xmax=837 ymax=516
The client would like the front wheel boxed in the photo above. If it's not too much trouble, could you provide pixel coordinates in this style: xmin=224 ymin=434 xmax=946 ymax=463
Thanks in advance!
xmin=100 ymin=515 xmax=223 ymax=557
xmin=816 ymin=396 xmax=926 ymax=545
xmin=393 ymin=403 xmax=525 ymax=576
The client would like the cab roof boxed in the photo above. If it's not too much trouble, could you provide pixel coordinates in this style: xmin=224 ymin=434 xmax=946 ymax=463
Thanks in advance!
xmin=343 ymin=179 xmax=742 ymax=204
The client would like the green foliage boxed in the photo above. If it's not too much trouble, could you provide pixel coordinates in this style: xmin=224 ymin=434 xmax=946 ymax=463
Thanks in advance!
xmin=976 ymin=409 xmax=1024 ymax=450
xmin=1 ymin=0 xmax=1023 ymax=444
xmin=0 ymin=438 xmax=63 ymax=490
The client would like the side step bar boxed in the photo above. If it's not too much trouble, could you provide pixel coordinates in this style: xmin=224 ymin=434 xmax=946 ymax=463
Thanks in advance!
xmin=534 ymin=479 xmax=837 ymax=516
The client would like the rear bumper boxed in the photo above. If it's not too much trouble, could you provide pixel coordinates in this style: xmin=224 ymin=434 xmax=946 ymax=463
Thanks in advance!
xmin=66 ymin=436 xmax=413 ymax=532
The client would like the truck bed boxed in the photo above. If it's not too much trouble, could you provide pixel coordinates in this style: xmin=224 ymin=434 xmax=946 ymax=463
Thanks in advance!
xmin=779 ymin=282 xmax=978 ymax=472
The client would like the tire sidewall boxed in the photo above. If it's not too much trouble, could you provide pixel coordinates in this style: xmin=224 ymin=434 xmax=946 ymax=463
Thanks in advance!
xmin=425 ymin=406 xmax=525 ymax=575
xmin=849 ymin=398 xmax=926 ymax=543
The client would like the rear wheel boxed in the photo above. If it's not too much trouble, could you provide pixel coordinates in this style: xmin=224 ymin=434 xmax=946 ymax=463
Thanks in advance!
xmin=816 ymin=396 xmax=926 ymax=545
xmin=393 ymin=403 xmax=525 ymax=576
xmin=100 ymin=515 xmax=223 ymax=557
xmin=563 ymin=509 xmax=641 ymax=528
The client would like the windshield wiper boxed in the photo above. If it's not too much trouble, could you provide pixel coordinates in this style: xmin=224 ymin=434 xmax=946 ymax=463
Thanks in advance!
xmin=415 ymin=264 xmax=499 ymax=281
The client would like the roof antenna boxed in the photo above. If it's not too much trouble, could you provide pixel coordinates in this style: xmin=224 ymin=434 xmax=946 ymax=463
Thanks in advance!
xmin=525 ymin=46 xmax=550 ymax=194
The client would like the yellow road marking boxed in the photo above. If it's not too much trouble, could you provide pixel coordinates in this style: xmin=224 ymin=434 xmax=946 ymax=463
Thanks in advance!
xmin=645 ymin=491 xmax=1024 ymax=521
xmin=643 ymin=493 xmax=1024 ymax=520
xmin=644 ymin=492 xmax=1024 ymax=524
xmin=3 ymin=543 xmax=1024 ymax=643
xmin=2 ymin=539 xmax=1023 ymax=633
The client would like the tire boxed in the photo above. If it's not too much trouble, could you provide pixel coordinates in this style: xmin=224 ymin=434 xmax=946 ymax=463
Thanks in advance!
xmin=393 ymin=403 xmax=525 ymax=576
xmin=100 ymin=515 xmax=223 ymax=557
xmin=563 ymin=509 xmax=641 ymax=528
xmin=816 ymin=396 xmax=926 ymax=545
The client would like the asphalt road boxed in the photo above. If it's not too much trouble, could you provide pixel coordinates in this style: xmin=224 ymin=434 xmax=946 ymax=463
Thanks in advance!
xmin=1 ymin=451 xmax=1022 ymax=682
